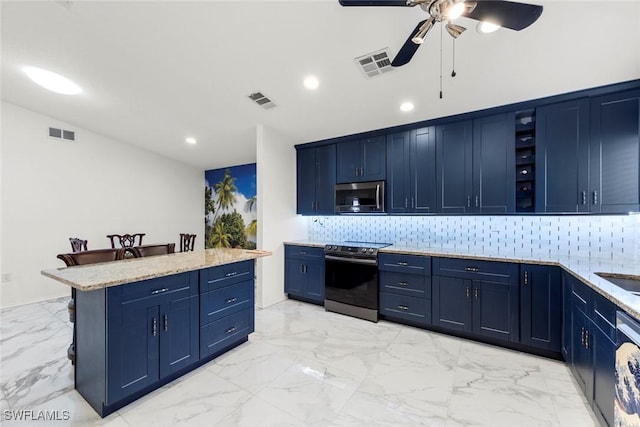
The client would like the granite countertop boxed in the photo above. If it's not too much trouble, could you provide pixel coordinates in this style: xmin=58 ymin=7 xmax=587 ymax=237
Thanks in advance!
xmin=285 ymin=239 xmax=640 ymax=319
xmin=42 ymin=248 xmax=271 ymax=291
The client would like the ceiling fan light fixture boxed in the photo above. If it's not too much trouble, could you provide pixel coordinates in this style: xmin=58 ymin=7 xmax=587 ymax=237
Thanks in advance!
xmin=478 ymin=21 xmax=500 ymax=34
xmin=411 ymin=17 xmax=434 ymax=45
xmin=446 ymin=23 xmax=466 ymax=39
xmin=445 ymin=0 xmax=466 ymax=20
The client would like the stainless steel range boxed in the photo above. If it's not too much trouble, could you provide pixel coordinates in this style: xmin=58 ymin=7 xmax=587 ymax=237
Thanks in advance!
xmin=324 ymin=242 xmax=390 ymax=322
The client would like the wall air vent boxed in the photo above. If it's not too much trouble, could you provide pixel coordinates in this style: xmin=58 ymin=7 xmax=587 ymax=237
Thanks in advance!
xmin=49 ymin=127 xmax=75 ymax=141
xmin=355 ymin=48 xmax=394 ymax=78
xmin=248 ymin=92 xmax=276 ymax=110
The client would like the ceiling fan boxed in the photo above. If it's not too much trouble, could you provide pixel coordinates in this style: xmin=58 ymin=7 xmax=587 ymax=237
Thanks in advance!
xmin=339 ymin=0 xmax=543 ymax=67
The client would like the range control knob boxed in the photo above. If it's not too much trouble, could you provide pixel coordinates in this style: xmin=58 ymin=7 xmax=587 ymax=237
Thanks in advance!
xmin=368 ymin=248 xmax=375 ymax=253
xmin=361 ymin=248 xmax=367 ymax=253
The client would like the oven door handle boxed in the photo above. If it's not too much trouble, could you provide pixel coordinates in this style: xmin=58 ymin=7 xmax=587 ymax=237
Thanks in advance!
xmin=325 ymin=255 xmax=378 ymax=266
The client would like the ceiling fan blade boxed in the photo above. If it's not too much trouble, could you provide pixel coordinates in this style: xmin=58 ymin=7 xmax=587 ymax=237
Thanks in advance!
xmin=464 ymin=0 xmax=543 ymax=31
xmin=339 ymin=0 xmax=411 ymax=6
xmin=391 ymin=19 xmax=429 ymax=67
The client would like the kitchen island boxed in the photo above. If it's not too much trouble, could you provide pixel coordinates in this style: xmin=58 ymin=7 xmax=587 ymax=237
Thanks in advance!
xmin=42 ymin=248 xmax=270 ymax=417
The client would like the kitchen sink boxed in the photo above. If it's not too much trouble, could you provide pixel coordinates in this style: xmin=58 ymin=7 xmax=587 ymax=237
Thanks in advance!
xmin=595 ymin=272 xmax=640 ymax=296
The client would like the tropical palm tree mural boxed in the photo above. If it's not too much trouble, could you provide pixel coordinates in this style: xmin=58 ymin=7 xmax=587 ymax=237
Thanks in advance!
xmin=204 ymin=164 xmax=257 ymax=249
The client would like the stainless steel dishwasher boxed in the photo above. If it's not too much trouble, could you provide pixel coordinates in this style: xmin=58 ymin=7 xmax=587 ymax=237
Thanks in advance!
xmin=615 ymin=311 xmax=640 ymax=426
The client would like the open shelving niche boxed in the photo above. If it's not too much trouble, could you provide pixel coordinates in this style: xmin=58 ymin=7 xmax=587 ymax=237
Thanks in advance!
xmin=515 ymin=109 xmax=536 ymax=213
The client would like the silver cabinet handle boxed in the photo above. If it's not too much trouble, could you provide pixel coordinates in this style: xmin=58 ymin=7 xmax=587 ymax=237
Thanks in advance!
xmin=592 ymin=190 xmax=598 ymax=205
xmin=405 ymin=198 xmax=408 ymax=209
xmin=397 ymin=261 xmax=408 ymax=266
xmin=151 ymin=287 xmax=169 ymax=295
xmin=299 ymin=251 xmax=307 ymax=255
xmin=376 ymin=184 xmax=381 ymax=210
xmin=411 ymin=198 xmax=414 ymax=209
xmin=464 ymin=267 xmax=479 ymax=272
xmin=466 ymin=287 xmax=470 ymax=299
xmin=524 ymin=271 xmax=529 ymax=285
xmin=581 ymin=191 xmax=587 ymax=205
xmin=474 ymin=288 xmax=479 ymax=300
xmin=225 ymin=272 xmax=238 ymax=277
xmin=467 ymin=196 xmax=471 ymax=208
xmin=226 ymin=326 xmax=237 ymax=334
xmin=163 ymin=314 xmax=168 ymax=332
xmin=355 ymin=167 xmax=359 ymax=177
xmin=397 ymin=305 xmax=409 ymax=311
xmin=398 ymin=282 xmax=409 ymax=287
xmin=152 ymin=317 xmax=157 ymax=336
xmin=475 ymin=195 xmax=479 ymax=208
xmin=225 ymin=297 xmax=237 ymax=304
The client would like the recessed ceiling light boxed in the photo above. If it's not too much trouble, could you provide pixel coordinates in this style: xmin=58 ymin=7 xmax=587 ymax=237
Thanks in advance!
xmin=478 ymin=21 xmax=500 ymax=34
xmin=303 ymin=76 xmax=319 ymax=90
xmin=185 ymin=137 xmax=197 ymax=145
xmin=400 ymin=102 xmax=414 ymax=112
xmin=22 ymin=66 xmax=82 ymax=95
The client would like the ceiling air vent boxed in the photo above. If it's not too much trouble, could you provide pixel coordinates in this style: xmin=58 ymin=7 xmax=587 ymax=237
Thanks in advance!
xmin=355 ymin=48 xmax=394 ymax=78
xmin=49 ymin=126 xmax=75 ymax=141
xmin=248 ymin=92 xmax=276 ymax=110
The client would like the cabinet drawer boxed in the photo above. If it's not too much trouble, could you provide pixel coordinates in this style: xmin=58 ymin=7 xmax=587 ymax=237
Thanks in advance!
xmin=120 ymin=272 xmax=197 ymax=303
xmin=380 ymin=271 xmax=431 ymax=298
xmin=200 ymin=280 xmax=253 ymax=325
xmin=592 ymin=291 xmax=616 ymax=342
xmin=433 ymin=258 xmax=517 ymax=284
xmin=378 ymin=253 xmax=431 ymax=275
xmin=200 ymin=308 xmax=253 ymax=359
xmin=571 ymin=276 xmax=592 ymax=313
xmin=200 ymin=260 xmax=254 ymax=293
xmin=380 ymin=292 xmax=431 ymax=326
xmin=284 ymin=245 xmax=324 ymax=260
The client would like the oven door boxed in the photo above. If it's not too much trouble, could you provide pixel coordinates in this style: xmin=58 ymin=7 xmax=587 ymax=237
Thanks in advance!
xmin=324 ymin=255 xmax=378 ymax=310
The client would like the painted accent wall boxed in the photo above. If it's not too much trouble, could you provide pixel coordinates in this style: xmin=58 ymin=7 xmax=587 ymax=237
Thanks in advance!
xmin=0 ymin=102 xmax=203 ymax=308
xmin=256 ymin=125 xmax=307 ymax=308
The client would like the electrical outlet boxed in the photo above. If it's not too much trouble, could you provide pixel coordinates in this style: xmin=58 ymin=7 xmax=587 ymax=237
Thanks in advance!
xmin=2 ymin=273 xmax=12 ymax=283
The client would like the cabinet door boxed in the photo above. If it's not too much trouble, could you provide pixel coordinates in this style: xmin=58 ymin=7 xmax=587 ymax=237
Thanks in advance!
xmin=315 ymin=144 xmax=337 ymax=214
xmin=305 ymin=260 xmax=325 ymax=303
xmin=572 ymin=307 xmax=594 ymax=400
xmin=472 ymin=113 xmax=515 ymax=213
xmin=297 ymin=148 xmax=317 ymax=214
xmin=386 ymin=131 xmax=412 ymax=213
xmin=436 ymin=121 xmax=473 ymax=213
xmin=591 ymin=321 xmax=615 ymax=427
xmin=336 ymin=140 xmax=362 ymax=183
xmin=562 ymin=272 xmax=573 ymax=361
xmin=590 ymin=89 xmax=640 ymax=213
xmin=412 ymin=127 xmax=437 ymax=213
xmin=536 ymin=99 xmax=590 ymax=212
xmin=108 ymin=302 xmax=160 ymax=403
xmin=520 ymin=265 xmax=562 ymax=351
xmin=472 ymin=280 xmax=519 ymax=342
xmin=285 ymin=258 xmax=306 ymax=297
xmin=361 ymin=136 xmax=386 ymax=181
xmin=159 ymin=294 xmax=199 ymax=378
xmin=433 ymin=276 xmax=472 ymax=333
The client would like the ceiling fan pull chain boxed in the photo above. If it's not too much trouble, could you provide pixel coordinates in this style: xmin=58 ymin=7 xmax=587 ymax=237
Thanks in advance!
xmin=451 ymin=37 xmax=457 ymax=77
xmin=439 ymin=21 xmax=443 ymax=99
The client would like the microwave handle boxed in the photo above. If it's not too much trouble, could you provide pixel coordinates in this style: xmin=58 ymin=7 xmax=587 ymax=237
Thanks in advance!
xmin=376 ymin=184 xmax=381 ymax=210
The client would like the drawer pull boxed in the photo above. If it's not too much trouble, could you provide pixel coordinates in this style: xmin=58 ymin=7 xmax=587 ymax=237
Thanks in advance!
xmin=163 ymin=314 xmax=168 ymax=332
xmin=152 ymin=317 xmax=157 ymax=337
xmin=397 ymin=305 xmax=409 ymax=311
xmin=226 ymin=326 xmax=237 ymax=334
xmin=464 ymin=267 xmax=479 ymax=272
xmin=225 ymin=272 xmax=238 ymax=277
xmin=398 ymin=282 xmax=408 ymax=287
xmin=397 ymin=261 xmax=408 ymax=266
xmin=151 ymin=287 xmax=169 ymax=295
xmin=300 ymin=251 xmax=307 ymax=255
xmin=225 ymin=297 xmax=238 ymax=304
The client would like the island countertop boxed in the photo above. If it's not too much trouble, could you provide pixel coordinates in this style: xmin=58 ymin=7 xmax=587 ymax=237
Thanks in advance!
xmin=42 ymin=248 xmax=271 ymax=291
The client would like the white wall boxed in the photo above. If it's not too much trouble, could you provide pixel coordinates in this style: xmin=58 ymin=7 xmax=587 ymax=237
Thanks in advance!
xmin=255 ymin=125 xmax=307 ymax=308
xmin=0 ymin=102 xmax=204 ymax=308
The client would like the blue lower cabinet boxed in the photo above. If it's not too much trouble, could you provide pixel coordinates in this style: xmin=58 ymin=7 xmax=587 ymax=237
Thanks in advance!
xmin=473 ymin=279 xmax=519 ymax=342
xmin=284 ymin=245 xmax=325 ymax=304
xmin=591 ymin=319 xmax=615 ymax=427
xmin=379 ymin=292 xmax=431 ymax=326
xmin=520 ymin=265 xmax=562 ymax=352
xmin=200 ymin=308 xmax=253 ymax=359
xmin=433 ymin=276 xmax=473 ymax=333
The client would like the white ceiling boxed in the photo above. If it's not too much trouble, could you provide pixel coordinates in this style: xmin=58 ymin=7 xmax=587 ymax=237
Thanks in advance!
xmin=2 ymin=1 xmax=639 ymax=170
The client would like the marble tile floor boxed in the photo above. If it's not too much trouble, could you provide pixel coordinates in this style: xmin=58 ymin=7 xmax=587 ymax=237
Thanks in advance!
xmin=0 ymin=296 xmax=599 ymax=426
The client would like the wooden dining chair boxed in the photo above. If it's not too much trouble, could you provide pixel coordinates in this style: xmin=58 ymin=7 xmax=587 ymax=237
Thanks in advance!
xmin=69 ymin=237 xmax=88 ymax=252
xmin=130 ymin=243 xmax=175 ymax=258
xmin=57 ymin=247 xmax=126 ymax=365
xmin=106 ymin=233 xmax=145 ymax=248
xmin=179 ymin=233 xmax=197 ymax=252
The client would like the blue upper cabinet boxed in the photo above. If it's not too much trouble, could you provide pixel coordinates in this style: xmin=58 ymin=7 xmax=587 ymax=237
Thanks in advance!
xmin=437 ymin=114 xmax=514 ymax=213
xmin=536 ymin=99 xmax=591 ymax=212
xmin=296 ymin=144 xmax=336 ymax=215
xmin=387 ymin=127 xmax=436 ymax=213
xmin=590 ymin=89 xmax=640 ymax=213
xmin=336 ymin=136 xmax=385 ymax=183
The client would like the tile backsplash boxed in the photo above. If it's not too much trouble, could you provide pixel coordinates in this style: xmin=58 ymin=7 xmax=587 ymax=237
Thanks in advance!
xmin=308 ymin=214 xmax=640 ymax=260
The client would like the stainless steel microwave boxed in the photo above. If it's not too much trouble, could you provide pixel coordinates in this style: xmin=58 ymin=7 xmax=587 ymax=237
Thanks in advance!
xmin=335 ymin=181 xmax=385 ymax=214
